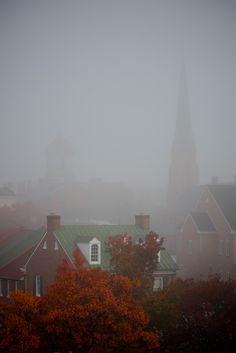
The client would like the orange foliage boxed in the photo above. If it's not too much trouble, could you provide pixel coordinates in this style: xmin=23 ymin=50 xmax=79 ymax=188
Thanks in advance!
xmin=0 ymin=252 xmax=159 ymax=353
xmin=0 ymin=291 xmax=40 ymax=353
xmin=40 ymin=251 xmax=159 ymax=353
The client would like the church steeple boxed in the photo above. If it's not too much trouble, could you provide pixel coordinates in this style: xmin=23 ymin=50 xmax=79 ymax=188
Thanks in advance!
xmin=167 ymin=63 xmax=199 ymax=209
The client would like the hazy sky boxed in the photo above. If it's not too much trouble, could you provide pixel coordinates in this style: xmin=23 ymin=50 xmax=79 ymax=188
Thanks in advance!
xmin=1 ymin=0 xmax=236 ymax=188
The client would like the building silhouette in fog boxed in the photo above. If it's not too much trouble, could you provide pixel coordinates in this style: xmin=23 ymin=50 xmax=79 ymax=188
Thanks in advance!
xmin=167 ymin=63 xmax=199 ymax=210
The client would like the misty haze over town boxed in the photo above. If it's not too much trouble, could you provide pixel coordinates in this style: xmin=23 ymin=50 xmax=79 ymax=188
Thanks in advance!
xmin=1 ymin=2 xmax=236 ymax=352
xmin=1 ymin=0 xmax=236 ymax=189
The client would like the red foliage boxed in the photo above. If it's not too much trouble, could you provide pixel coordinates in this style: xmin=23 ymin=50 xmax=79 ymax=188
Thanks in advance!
xmin=0 ymin=291 xmax=40 ymax=353
xmin=40 ymin=252 xmax=159 ymax=353
xmin=106 ymin=231 xmax=163 ymax=289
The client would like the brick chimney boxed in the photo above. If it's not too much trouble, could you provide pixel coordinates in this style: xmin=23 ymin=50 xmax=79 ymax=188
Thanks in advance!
xmin=47 ymin=213 xmax=61 ymax=231
xmin=135 ymin=214 xmax=150 ymax=230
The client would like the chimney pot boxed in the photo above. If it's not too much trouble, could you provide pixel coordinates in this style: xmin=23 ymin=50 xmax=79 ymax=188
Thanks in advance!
xmin=135 ymin=214 xmax=150 ymax=230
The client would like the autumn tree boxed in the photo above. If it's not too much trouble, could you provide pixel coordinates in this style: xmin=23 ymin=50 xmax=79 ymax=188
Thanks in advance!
xmin=0 ymin=291 xmax=40 ymax=353
xmin=39 ymin=251 xmax=159 ymax=353
xmin=144 ymin=276 xmax=236 ymax=353
xmin=106 ymin=231 xmax=163 ymax=291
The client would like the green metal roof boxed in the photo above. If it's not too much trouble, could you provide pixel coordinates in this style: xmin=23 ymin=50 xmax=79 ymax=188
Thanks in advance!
xmin=55 ymin=224 xmax=147 ymax=270
xmin=55 ymin=225 xmax=178 ymax=272
xmin=157 ymin=248 xmax=179 ymax=272
xmin=0 ymin=224 xmax=178 ymax=274
xmin=0 ymin=228 xmax=45 ymax=268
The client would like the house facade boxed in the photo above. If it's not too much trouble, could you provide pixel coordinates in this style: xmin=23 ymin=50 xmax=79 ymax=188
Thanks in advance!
xmin=177 ymin=184 xmax=236 ymax=280
xmin=0 ymin=214 xmax=178 ymax=299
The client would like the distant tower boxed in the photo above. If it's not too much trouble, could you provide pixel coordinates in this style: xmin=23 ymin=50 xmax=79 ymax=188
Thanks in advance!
xmin=167 ymin=64 xmax=199 ymax=209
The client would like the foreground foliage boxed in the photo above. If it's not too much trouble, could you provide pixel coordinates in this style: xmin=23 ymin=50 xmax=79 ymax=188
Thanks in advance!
xmin=144 ymin=277 xmax=236 ymax=353
xmin=0 ymin=251 xmax=159 ymax=353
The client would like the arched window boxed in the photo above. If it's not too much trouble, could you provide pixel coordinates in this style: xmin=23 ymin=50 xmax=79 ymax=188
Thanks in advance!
xmin=91 ymin=243 xmax=99 ymax=263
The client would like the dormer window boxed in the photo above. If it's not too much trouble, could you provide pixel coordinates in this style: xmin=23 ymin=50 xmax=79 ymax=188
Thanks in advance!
xmin=91 ymin=244 xmax=99 ymax=262
xmin=89 ymin=238 xmax=101 ymax=265
xmin=77 ymin=237 xmax=101 ymax=265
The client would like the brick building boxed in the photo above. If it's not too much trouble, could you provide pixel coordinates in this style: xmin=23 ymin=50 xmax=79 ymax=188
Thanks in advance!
xmin=0 ymin=214 xmax=178 ymax=299
xmin=177 ymin=184 xmax=236 ymax=280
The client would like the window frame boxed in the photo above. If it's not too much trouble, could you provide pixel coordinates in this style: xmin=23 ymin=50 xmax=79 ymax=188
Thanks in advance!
xmin=35 ymin=274 xmax=42 ymax=297
xmin=89 ymin=239 xmax=101 ymax=265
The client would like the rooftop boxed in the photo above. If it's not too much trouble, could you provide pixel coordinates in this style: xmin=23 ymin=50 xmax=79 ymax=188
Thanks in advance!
xmin=207 ymin=184 xmax=236 ymax=231
xmin=191 ymin=211 xmax=216 ymax=232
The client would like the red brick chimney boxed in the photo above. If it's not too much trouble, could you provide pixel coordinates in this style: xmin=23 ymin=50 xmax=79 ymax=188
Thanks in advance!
xmin=47 ymin=213 xmax=61 ymax=231
xmin=135 ymin=214 xmax=150 ymax=230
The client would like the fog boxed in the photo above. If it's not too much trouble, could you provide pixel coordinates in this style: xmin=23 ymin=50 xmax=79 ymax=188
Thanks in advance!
xmin=1 ymin=0 xmax=236 ymax=189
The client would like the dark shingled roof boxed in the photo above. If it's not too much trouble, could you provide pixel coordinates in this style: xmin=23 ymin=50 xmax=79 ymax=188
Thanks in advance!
xmin=191 ymin=212 xmax=216 ymax=232
xmin=207 ymin=184 xmax=236 ymax=231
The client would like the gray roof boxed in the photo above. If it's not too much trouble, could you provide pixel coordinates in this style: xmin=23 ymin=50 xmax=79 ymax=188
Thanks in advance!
xmin=191 ymin=212 xmax=216 ymax=232
xmin=207 ymin=184 xmax=236 ymax=231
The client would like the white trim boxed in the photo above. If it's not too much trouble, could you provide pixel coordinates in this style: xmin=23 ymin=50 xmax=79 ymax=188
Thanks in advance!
xmin=53 ymin=233 xmax=76 ymax=268
xmin=179 ymin=214 xmax=192 ymax=233
xmin=24 ymin=232 xmax=47 ymax=270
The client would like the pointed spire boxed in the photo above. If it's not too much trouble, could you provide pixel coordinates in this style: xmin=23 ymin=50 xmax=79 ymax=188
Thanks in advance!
xmin=173 ymin=61 xmax=196 ymax=156
xmin=167 ymin=63 xmax=199 ymax=209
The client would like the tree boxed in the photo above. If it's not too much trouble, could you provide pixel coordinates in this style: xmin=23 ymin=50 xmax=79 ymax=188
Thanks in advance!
xmin=40 ymin=251 xmax=159 ymax=353
xmin=144 ymin=277 xmax=236 ymax=353
xmin=0 ymin=253 xmax=158 ymax=353
xmin=0 ymin=291 xmax=40 ymax=353
xmin=106 ymin=231 xmax=163 ymax=290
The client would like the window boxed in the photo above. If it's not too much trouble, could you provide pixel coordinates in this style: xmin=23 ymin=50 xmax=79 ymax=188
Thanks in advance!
xmin=35 ymin=275 xmax=42 ymax=297
xmin=0 ymin=279 xmax=3 ymax=296
xmin=188 ymin=239 xmax=193 ymax=255
xmin=199 ymin=235 xmax=203 ymax=253
xmin=91 ymin=244 xmax=99 ymax=262
xmin=89 ymin=239 xmax=101 ymax=264
xmin=225 ymin=240 xmax=230 ymax=257
xmin=42 ymin=241 xmax=47 ymax=250
xmin=54 ymin=240 xmax=59 ymax=250
xmin=153 ymin=277 xmax=163 ymax=290
xmin=7 ymin=280 xmax=10 ymax=297
xmin=218 ymin=239 xmax=223 ymax=255
xmin=157 ymin=251 xmax=161 ymax=263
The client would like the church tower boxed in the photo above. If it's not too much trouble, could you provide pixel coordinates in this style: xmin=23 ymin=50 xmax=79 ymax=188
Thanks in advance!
xmin=167 ymin=64 xmax=199 ymax=209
